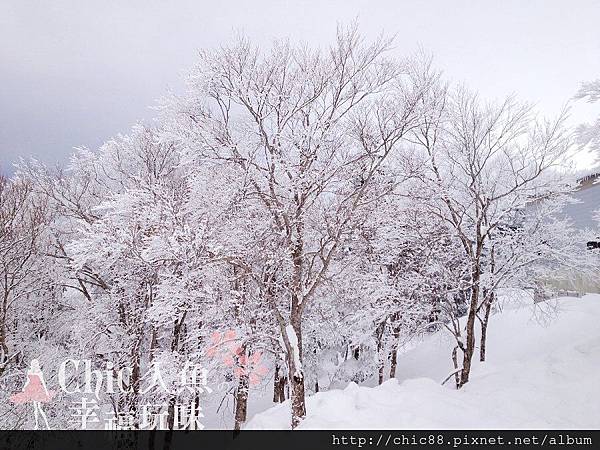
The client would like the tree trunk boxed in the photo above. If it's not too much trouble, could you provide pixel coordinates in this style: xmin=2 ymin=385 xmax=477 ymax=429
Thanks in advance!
xmin=287 ymin=220 xmax=307 ymax=429
xmin=165 ymin=312 xmax=186 ymax=441
xmin=451 ymin=346 xmax=460 ymax=389
xmin=290 ymin=369 xmax=306 ymax=429
xmin=273 ymin=363 xmax=287 ymax=403
xmin=164 ymin=396 xmax=176 ymax=449
xmin=0 ymin=322 xmax=8 ymax=377
xmin=276 ymin=377 xmax=287 ymax=402
xmin=378 ymin=365 xmax=385 ymax=385
xmin=0 ymin=304 xmax=9 ymax=377
xmin=234 ymin=371 xmax=249 ymax=430
xmin=459 ymin=273 xmax=480 ymax=387
xmin=149 ymin=325 xmax=158 ymax=362
xmin=479 ymin=291 xmax=493 ymax=362
xmin=389 ymin=324 xmax=400 ymax=379
xmin=124 ymin=333 xmax=142 ymax=428
xmin=375 ymin=321 xmax=386 ymax=385
xmin=389 ymin=346 xmax=398 ymax=379
xmin=288 ymin=313 xmax=306 ymax=429
xmin=480 ymin=246 xmax=495 ymax=362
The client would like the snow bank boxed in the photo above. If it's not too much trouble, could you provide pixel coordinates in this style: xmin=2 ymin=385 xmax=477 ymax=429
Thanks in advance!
xmin=246 ymin=294 xmax=600 ymax=429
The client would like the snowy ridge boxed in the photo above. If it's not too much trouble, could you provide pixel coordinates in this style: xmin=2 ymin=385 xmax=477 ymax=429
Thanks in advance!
xmin=246 ymin=295 xmax=600 ymax=429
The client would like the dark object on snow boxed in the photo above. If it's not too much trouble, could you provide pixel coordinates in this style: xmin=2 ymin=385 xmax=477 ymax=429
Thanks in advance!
xmin=587 ymin=241 xmax=600 ymax=250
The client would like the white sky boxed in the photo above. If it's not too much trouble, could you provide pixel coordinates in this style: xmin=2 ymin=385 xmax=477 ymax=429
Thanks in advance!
xmin=1 ymin=0 xmax=599 ymax=172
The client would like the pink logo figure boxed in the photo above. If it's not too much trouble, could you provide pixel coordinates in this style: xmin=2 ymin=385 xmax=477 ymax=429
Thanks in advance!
xmin=10 ymin=359 xmax=55 ymax=429
xmin=206 ymin=330 xmax=268 ymax=386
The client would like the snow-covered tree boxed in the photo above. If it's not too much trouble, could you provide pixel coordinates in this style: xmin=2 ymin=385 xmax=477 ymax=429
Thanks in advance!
xmin=409 ymin=78 xmax=575 ymax=386
xmin=162 ymin=26 xmax=430 ymax=427
xmin=575 ymin=79 xmax=600 ymax=159
xmin=0 ymin=175 xmax=53 ymax=375
xmin=2 ymin=27 xmax=594 ymax=431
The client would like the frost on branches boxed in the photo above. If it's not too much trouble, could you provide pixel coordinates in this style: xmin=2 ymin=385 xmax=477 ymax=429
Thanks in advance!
xmin=0 ymin=27 xmax=593 ymax=431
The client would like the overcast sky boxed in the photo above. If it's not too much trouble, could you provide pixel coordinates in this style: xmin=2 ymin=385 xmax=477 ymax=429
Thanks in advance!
xmin=1 ymin=0 xmax=599 ymax=173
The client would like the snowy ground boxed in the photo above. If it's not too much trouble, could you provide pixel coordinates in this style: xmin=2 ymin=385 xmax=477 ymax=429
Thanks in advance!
xmin=245 ymin=293 xmax=600 ymax=429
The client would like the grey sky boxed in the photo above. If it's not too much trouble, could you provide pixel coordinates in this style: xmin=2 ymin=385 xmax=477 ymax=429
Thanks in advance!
xmin=1 ymin=0 xmax=599 ymax=173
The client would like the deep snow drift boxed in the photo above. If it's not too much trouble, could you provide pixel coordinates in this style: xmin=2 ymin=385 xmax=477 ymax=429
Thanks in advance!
xmin=246 ymin=294 xmax=600 ymax=429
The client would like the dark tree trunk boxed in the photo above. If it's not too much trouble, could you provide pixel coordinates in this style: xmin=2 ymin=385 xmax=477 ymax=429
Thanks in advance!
xmin=234 ymin=370 xmax=249 ymax=430
xmin=479 ymin=291 xmax=493 ymax=362
xmin=273 ymin=363 xmax=287 ymax=403
xmin=165 ymin=311 xmax=187 ymax=443
xmin=276 ymin=377 xmax=287 ymax=402
xmin=288 ymin=310 xmax=306 ymax=429
xmin=290 ymin=369 xmax=306 ymax=429
xmin=1 ymin=298 xmax=11 ymax=377
xmin=125 ymin=334 xmax=142 ymax=428
xmin=389 ymin=345 xmax=398 ymax=379
xmin=375 ymin=321 xmax=386 ymax=385
xmin=0 ymin=315 xmax=8 ymax=377
xmin=273 ymin=364 xmax=280 ymax=402
xmin=459 ymin=270 xmax=480 ymax=388
xmin=164 ymin=396 xmax=176 ymax=449
xmin=451 ymin=346 xmax=460 ymax=389
xmin=149 ymin=325 xmax=158 ymax=362
xmin=389 ymin=322 xmax=400 ymax=379
xmin=480 ymin=247 xmax=495 ymax=362
xmin=378 ymin=365 xmax=385 ymax=385
xmin=287 ymin=223 xmax=306 ymax=429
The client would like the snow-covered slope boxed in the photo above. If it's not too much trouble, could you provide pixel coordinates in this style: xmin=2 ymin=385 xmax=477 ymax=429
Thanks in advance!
xmin=246 ymin=294 xmax=600 ymax=429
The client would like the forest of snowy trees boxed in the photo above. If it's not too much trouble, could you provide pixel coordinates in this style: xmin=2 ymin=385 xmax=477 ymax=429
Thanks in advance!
xmin=1 ymin=28 xmax=598 ymax=430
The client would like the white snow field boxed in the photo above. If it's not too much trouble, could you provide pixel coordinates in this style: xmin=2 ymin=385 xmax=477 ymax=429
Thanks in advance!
xmin=245 ymin=294 xmax=600 ymax=429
